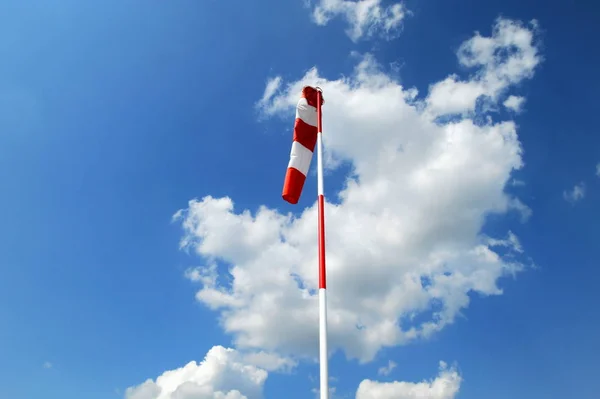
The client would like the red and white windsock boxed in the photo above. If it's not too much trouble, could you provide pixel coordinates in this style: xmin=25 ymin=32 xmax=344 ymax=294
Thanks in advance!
xmin=282 ymin=86 xmax=323 ymax=204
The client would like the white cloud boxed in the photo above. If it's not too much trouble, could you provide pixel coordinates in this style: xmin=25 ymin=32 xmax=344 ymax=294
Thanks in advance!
xmin=596 ymin=163 xmax=600 ymax=177
xmin=426 ymin=76 xmax=486 ymax=117
xmin=378 ymin=360 xmax=397 ymax=376
xmin=175 ymin=18 xmax=537 ymax=364
xmin=508 ymin=197 xmax=532 ymax=222
xmin=43 ymin=361 xmax=53 ymax=369
xmin=426 ymin=18 xmax=540 ymax=117
xmin=124 ymin=346 xmax=268 ymax=399
xmin=256 ymin=77 xmax=282 ymax=111
xmin=486 ymin=231 xmax=523 ymax=254
xmin=563 ymin=182 xmax=586 ymax=204
xmin=311 ymin=0 xmax=408 ymax=42
xmin=241 ymin=351 xmax=297 ymax=373
xmin=504 ymin=95 xmax=526 ymax=113
xmin=356 ymin=361 xmax=461 ymax=399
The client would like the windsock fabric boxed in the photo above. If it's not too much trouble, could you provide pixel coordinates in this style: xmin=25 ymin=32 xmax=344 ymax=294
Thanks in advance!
xmin=282 ymin=86 xmax=322 ymax=204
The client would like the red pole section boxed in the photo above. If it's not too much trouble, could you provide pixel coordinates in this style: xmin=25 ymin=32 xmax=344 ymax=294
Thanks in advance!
xmin=317 ymin=89 xmax=326 ymax=290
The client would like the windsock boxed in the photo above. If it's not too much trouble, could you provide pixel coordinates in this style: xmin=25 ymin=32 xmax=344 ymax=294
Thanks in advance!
xmin=282 ymin=86 xmax=323 ymax=204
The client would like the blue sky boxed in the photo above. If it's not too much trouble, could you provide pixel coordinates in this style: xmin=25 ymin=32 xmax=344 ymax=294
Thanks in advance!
xmin=1 ymin=1 xmax=599 ymax=398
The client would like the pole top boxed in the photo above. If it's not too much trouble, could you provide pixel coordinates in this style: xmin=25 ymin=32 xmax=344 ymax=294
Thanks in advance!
xmin=301 ymin=86 xmax=324 ymax=106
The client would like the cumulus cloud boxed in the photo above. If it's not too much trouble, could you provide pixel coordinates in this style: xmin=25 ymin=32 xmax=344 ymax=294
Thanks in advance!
xmin=504 ymin=95 xmax=526 ymax=113
xmin=124 ymin=346 xmax=267 ymax=399
xmin=175 ymin=16 xmax=538 ymax=364
xmin=310 ymin=0 xmax=408 ymax=41
xmin=563 ymin=182 xmax=586 ymax=204
xmin=356 ymin=361 xmax=461 ymax=399
xmin=426 ymin=18 xmax=540 ymax=117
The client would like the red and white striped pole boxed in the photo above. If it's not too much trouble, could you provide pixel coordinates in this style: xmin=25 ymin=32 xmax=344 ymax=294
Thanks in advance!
xmin=316 ymin=88 xmax=329 ymax=399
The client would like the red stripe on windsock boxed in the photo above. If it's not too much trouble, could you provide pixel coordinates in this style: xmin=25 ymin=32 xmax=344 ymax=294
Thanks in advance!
xmin=282 ymin=167 xmax=307 ymax=205
xmin=294 ymin=118 xmax=318 ymax=151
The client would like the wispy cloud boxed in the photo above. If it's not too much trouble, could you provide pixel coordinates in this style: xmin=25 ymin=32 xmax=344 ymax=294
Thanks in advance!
xmin=311 ymin=0 xmax=408 ymax=42
xmin=257 ymin=76 xmax=282 ymax=110
xmin=504 ymin=95 xmax=526 ymax=113
xmin=563 ymin=182 xmax=586 ymax=204
xmin=378 ymin=360 xmax=397 ymax=376
xmin=43 ymin=361 xmax=53 ymax=369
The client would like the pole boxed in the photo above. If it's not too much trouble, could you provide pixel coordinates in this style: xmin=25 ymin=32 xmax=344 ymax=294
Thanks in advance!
xmin=316 ymin=88 xmax=329 ymax=399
